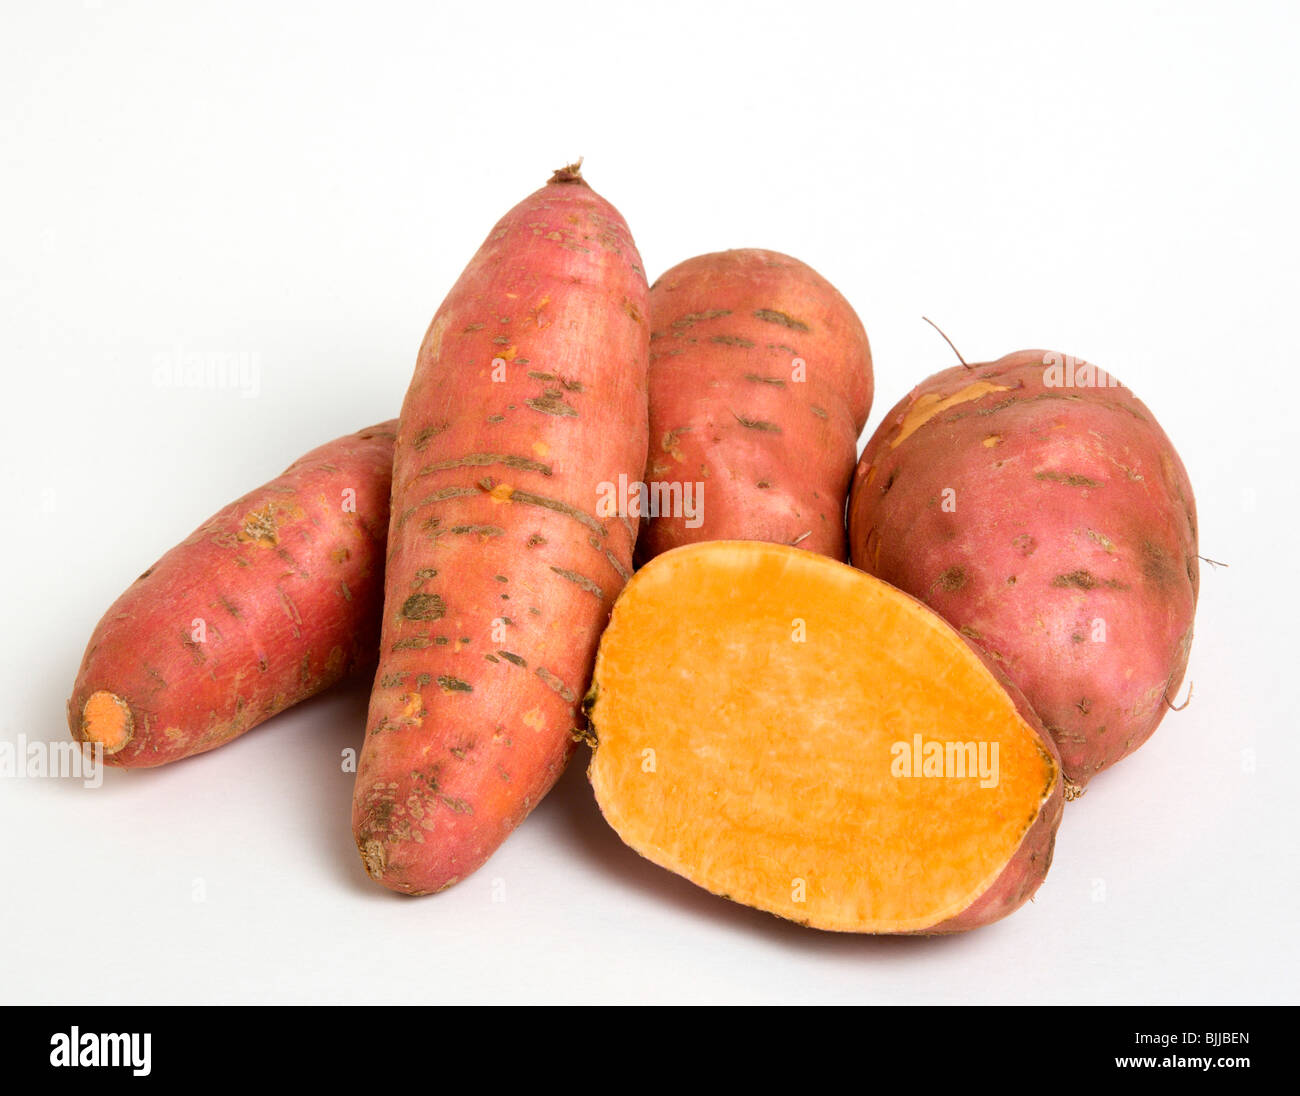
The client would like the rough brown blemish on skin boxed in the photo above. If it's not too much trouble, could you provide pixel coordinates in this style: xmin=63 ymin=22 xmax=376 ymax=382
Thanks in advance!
xmin=733 ymin=413 xmax=781 ymax=433
xmin=402 ymin=593 xmax=446 ymax=621
xmin=526 ymin=391 xmax=578 ymax=417
xmin=1036 ymin=471 xmax=1102 ymax=488
xmin=810 ymin=405 xmax=828 ymax=419
xmin=417 ymin=453 xmax=552 ymax=477
xmin=450 ymin=524 xmax=505 ymax=537
xmin=934 ymin=566 xmax=967 ymax=593
xmin=440 ymin=795 xmax=473 ymax=814
xmin=437 ymin=675 xmax=473 ymax=693
xmin=1052 ymin=570 xmax=1129 ymax=591
xmin=339 ymin=580 xmax=352 ymax=601
xmin=380 ymin=672 xmax=408 ymax=688
xmin=1077 ymin=697 xmax=1093 ymax=714
xmin=413 ymin=423 xmax=449 ymax=451
xmin=1013 ymin=534 xmax=1037 ymax=556
xmin=711 ymin=334 xmax=755 ymax=348
xmin=753 ymin=308 xmax=810 ymax=331
xmin=670 ymin=309 xmax=730 ymax=329
xmin=1141 ymin=539 xmax=1177 ymax=588
xmin=393 ymin=636 xmax=433 ymax=650
xmin=219 ymin=595 xmax=241 ymax=617
xmin=745 ymin=373 xmax=786 ymax=387
xmin=136 ymin=567 xmax=154 ymax=582
xmin=526 ymin=534 xmax=546 ymax=547
xmin=509 ymin=490 xmax=605 ymax=536
xmin=535 ymin=666 xmax=577 ymax=704
xmin=959 ymin=625 xmax=983 ymax=641
xmin=1086 ymin=529 xmax=1116 ymax=552
xmin=180 ymin=632 xmax=206 ymax=665
xmin=238 ymin=504 xmax=285 ymax=547
xmin=550 ymin=566 xmax=603 ymax=599
xmin=410 ymin=567 xmax=438 ymax=590
xmin=498 ymin=651 xmax=526 ymax=667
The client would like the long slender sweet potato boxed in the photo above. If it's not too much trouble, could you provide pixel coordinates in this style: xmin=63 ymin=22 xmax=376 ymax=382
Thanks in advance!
xmin=353 ymin=164 xmax=650 ymax=895
xmin=848 ymin=350 xmax=1198 ymax=787
xmin=585 ymin=541 xmax=1064 ymax=933
xmin=639 ymin=250 xmax=872 ymax=561
xmin=68 ymin=421 xmax=396 ymax=767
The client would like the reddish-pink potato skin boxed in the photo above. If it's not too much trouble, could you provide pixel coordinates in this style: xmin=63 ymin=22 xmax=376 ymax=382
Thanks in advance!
xmin=639 ymin=250 xmax=872 ymax=563
xmin=353 ymin=171 xmax=650 ymax=895
xmin=848 ymin=351 xmax=1198 ymax=787
xmin=67 ymin=422 xmax=396 ymax=767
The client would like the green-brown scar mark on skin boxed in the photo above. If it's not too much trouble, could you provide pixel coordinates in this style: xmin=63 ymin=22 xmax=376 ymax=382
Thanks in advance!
xmin=745 ymin=374 xmax=786 ymax=386
xmin=415 ymin=453 xmax=553 ymax=477
xmin=535 ymin=666 xmax=577 ymax=704
xmin=934 ymin=566 xmax=968 ymax=593
xmin=1051 ymin=570 xmax=1129 ymax=591
xmin=1036 ymin=471 xmax=1103 ymax=488
xmin=413 ymin=423 xmax=450 ymax=451
xmin=450 ymin=525 xmax=505 ymax=537
xmin=437 ymin=676 xmax=473 ymax=693
xmin=401 ymin=593 xmax=446 ymax=621
xmin=508 ymin=490 xmax=606 ymax=536
xmin=711 ymin=334 xmax=755 ymax=348
xmin=527 ymin=371 xmax=584 ymax=392
xmin=670 ymin=309 xmax=731 ymax=329
xmin=409 ymin=567 xmax=438 ymax=590
xmin=733 ymin=413 xmax=782 ymax=433
xmin=550 ymin=566 xmax=603 ymax=599
xmin=498 ymin=651 xmax=526 ymax=667
xmin=393 ymin=635 xmax=435 ymax=651
xmin=526 ymin=392 xmax=579 ymax=417
xmin=753 ymin=309 xmax=810 ymax=331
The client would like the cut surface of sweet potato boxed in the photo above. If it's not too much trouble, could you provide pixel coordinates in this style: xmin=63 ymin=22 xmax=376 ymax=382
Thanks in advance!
xmin=585 ymin=541 xmax=1062 ymax=933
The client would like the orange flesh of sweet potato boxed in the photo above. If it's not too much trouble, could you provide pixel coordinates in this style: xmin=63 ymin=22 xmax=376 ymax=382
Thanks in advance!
xmin=586 ymin=541 xmax=1063 ymax=933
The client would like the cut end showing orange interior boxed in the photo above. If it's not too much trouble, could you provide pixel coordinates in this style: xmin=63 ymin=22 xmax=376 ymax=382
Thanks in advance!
xmin=79 ymin=691 xmax=135 ymax=754
xmin=586 ymin=541 xmax=1062 ymax=934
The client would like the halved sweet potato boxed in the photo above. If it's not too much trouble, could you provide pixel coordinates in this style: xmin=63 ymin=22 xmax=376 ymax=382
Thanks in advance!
xmin=585 ymin=541 xmax=1063 ymax=933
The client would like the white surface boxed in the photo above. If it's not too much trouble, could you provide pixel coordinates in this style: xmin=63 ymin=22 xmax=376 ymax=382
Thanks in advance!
xmin=1 ymin=0 xmax=1296 ymax=1005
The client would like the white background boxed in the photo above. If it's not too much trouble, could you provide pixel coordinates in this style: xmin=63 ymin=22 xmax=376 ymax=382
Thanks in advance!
xmin=2 ymin=0 xmax=1296 ymax=1005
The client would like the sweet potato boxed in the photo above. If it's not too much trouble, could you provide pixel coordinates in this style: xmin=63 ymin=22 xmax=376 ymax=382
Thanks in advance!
xmin=639 ymin=249 xmax=872 ymax=561
xmin=352 ymin=164 xmax=650 ymax=895
xmin=848 ymin=350 xmax=1198 ymax=787
xmin=67 ymin=421 xmax=396 ymax=767
xmin=584 ymin=541 xmax=1064 ymax=933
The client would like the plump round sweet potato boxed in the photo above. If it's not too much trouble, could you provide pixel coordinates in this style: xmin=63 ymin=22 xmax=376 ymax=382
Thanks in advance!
xmin=639 ymin=249 xmax=872 ymax=562
xmin=848 ymin=350 xmax=1198 ymax=787
xmin=585 ymin=540 xmax=1063 ymax=933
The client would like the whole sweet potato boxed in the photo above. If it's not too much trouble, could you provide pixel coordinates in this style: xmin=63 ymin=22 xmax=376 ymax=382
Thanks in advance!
xmin=68 ymin=421 xmax=396 ymax=767
xmin=848 ymin=351 xmax=1198 ymax=787
xmin=353 ymin=164 xmax=650 ymax=895
xmin=639 ymin=249 xmax=872 ymax=561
